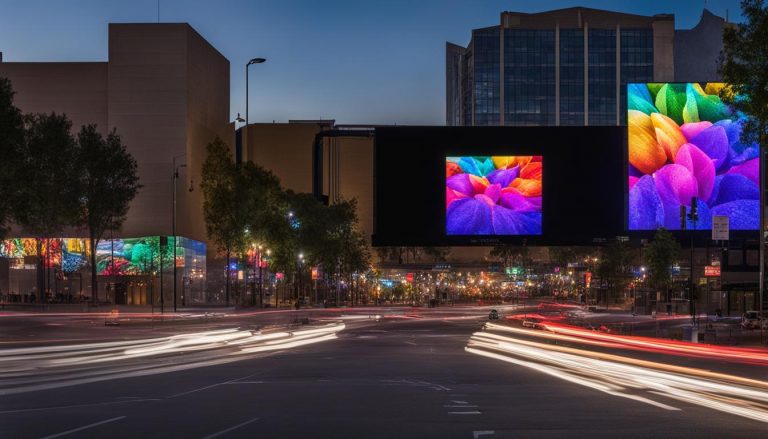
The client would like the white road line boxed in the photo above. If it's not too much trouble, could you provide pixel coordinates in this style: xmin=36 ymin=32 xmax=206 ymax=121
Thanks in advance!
xmin=473 ymin=430 xmax=495 ymax=438
xmin=201 ymin=417 xmax=260 ymax=439
xmin=40 ymin=415 xmax=126 ymax=439
xmin=169 ymin=373 xmax=260 ymax=398
xmin=222 ymin=381 xmax=265 ymax=384
xmin=448 ymin=411 xmax=482 ymax=415
xmin=451 ymin=400 xmax=468 ymax=404
xmin=0 ymin=398 xmax=158 ymax=414
xmin=444 ymin=405 xmax=479 ymax=408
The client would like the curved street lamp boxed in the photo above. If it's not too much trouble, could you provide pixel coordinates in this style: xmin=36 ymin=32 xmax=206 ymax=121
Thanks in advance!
xmin=245 ymin=57 xmax=266 ymax=126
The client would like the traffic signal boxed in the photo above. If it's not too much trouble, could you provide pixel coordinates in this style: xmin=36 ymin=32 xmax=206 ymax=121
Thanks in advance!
xmin=680 ymin=205 xmax=687 ymax=230
xmin=687 ymin=197 xmax=698 ymax=222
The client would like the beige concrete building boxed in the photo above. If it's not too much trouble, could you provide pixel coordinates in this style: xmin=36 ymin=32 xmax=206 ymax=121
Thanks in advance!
xmin=0 ymin=23 xmax=232 ymax=243
xmin=0 ymin=23 xmax=231 ymax=303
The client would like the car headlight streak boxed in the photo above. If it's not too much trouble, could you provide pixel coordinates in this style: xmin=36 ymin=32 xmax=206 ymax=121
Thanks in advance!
xmin=468 ymin=324 xmax=768 ymax=423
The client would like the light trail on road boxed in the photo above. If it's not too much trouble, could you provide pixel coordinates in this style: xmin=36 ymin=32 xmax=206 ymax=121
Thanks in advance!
xmin=0 ymin=323 xmax=344 ymax=396
xmin=467 ymin=323 xmax=768 ymax=423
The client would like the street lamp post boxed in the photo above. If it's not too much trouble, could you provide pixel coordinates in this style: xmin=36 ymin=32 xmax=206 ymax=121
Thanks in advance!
xmin=245 ymin=57 xmax=266 ymax=126
xmin=297 ymin=252 xmax=304 ymax=307
xmin=263 ymin=249 xmax=270 ymax=307
xmin=172 ymin=154 xmax=187 ymax=312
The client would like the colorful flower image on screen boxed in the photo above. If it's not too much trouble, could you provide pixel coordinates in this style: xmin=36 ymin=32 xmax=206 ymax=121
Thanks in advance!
xmin=628 ymin=83 xmax=759 ymax=230
xmin=446 ymin=156 xmax=542 ymax=235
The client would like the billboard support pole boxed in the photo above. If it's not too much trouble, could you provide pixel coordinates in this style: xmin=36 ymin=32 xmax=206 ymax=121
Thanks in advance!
xmin=760 ymin=136 xmax=765 ymax=344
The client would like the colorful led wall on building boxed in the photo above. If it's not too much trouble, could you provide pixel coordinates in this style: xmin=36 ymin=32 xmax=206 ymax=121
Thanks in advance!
xmin=0 ymin=236 xmax=205 ymax=275
xmin=628 ymin=83 xmax=759 ymax=230
xmin=446 ymin=156 xmax=542 ymax=235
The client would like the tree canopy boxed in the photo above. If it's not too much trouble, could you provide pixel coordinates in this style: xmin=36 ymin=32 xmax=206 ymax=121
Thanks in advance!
xmin=200 ymin=136 xmax=371 ymax=305
xmin=0 ymin=77 xmax=24 ymax=238
xmin=719 ymin=0 xmax=768 ymax=147
xmin=645 ymin=228 xmax=680 ymax=293
xmin=75 ymin=124 xmax=141 ymax=303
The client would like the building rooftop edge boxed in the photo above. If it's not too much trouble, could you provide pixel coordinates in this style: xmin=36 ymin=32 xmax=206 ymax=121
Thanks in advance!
xmin=500 ymin=6 xmax=674 ymax=21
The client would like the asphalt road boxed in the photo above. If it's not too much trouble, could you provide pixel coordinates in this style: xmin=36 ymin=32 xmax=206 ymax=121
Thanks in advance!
xmin=1 ymin=310 xmax=766 ymax=438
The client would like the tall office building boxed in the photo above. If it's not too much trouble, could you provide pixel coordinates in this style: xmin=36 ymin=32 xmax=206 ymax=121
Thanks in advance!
xmin=446 ymin=7 xmax=676 ymax=126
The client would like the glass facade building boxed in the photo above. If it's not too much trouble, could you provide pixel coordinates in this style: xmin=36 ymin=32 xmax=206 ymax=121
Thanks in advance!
xmin=473 ymin=28 xmax=501 ymax=126
xmin=504 ymin=30 xmax=555 ymax=125
xmin=446 ymin=7 xmax=676 ymax=126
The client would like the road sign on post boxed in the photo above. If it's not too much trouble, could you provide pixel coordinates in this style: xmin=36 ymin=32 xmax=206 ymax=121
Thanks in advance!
xmin=712 ymin=215 xmax=729 ymax=240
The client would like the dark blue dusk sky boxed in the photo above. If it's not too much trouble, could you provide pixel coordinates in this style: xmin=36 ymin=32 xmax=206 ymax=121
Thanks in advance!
xmin=0 ymin=0 xmax=744 ymax=125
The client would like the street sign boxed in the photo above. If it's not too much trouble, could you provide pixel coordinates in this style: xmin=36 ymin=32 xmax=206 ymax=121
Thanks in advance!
xmin=712 ymin=215 xmax=729 ymax=240
xmin=704 ymin=265 xmax=721 ymax=277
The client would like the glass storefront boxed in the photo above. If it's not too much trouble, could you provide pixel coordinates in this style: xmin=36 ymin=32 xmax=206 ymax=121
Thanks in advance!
xmin=0 ymin=236 xmax=206 ymax=305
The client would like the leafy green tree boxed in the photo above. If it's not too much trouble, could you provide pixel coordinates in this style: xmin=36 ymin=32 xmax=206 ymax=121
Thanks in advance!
xmin=719 ymin=0 xmax=768 ymax=308
xmin=14 ymin=113 xmax=81 ymax=299
xmin=375 ymin=246 xmax=421 ymax=265
xmin=645 ymin=228 xmax=680 ymax=301
xmin=76 ymin=125 xmax=141 ymax=303
xmin=202 ymin=138 xmax=287 ymax=306
xmin=268 ymin=194 xmax=370 ymax=305
xmin=239 ymin=161 xmax=284 ymax=306
xmin=422 ymin=247 xmax=450 ymax=263
xmin=334 ymin=200 xmax=371 ymax=305
xmin=719 ymin=0 xmax=768 ymax=149
xmin=548 ymin=246 xmax=598 ymax=268
xmin=491 ymin=244 xmax=531 ymax=268
xmin=200 ymin=137 xmax=241 ymax=305
xmin=241 ymin=161 xmax=286 ymax=244
xmin=0 ymin=77 xmax=24 ymax=238
xmin=597 ymin=240 xmax=638 ymax=307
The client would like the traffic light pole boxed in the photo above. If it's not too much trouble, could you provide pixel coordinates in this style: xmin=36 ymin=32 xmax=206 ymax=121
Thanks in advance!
xmin=688 ymin=198 xmax=698 ymax=325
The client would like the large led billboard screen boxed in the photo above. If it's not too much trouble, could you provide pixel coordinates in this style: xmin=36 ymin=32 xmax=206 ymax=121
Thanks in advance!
xmin=628 ymin=83 xmax=759 ymax=231
xmin=446 ymin=156 xmax=542 ymax=235
xmin=374 ymin=126 xmax=625 ymax=246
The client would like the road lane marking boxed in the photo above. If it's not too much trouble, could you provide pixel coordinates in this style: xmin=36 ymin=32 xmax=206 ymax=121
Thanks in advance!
xmin=413 ymin=379 xmax=451 ymax=391
xmin=202 ymin=417 xmax=260 ymax=439
xmin=448 ymin=411 xmax=481 ymax=415
xmin=444 ymin=405 xmax=479 ymax=408
xmin=169 ymin=373 xmax=260 ymax=398
xmin=473 ymin=431 xmax=495 ymax=438
xmin=40 ymin=415 xmax=126 ymax=438
xmin=451 ymin=400 xmax=468 ymax=404
xmin=0 ymin=399 xmax=158 ymax=414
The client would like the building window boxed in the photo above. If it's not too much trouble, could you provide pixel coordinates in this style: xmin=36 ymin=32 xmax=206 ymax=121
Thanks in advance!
xmin=588 ymin=28 xmax=616 ymax=125
xmin=473 ymin=28 xmax=500 ymax=126
xmin=560 ymin=29 xmax=584 ymax=126
xmin=620 ymin=28 xmax=653 ymax=124
xmin=504 ymin=29 xmax=555 ymax=126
